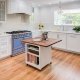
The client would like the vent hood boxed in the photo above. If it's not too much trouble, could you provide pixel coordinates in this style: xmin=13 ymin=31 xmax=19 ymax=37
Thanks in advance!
xmin=7 ymin=0 xmax=32 ymax=15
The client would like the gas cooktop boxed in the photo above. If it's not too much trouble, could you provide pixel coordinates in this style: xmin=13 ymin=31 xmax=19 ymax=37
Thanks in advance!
xmin=6 ymin=30 xmax=31 ymax=34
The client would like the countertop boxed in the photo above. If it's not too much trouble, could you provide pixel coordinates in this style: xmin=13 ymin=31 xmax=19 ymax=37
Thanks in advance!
xmin=22 ymin=38 xmax=62 ymax=47
xmin=34 ymin=30 xmax=80 ymax=35
xmin=48 ymin=31 xmax=80 ymax=34
xmin=0 ymin=33 xmax=11 ymax=37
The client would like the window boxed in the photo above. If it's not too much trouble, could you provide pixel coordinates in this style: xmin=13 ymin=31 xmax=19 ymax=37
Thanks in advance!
xmin=54 ymin=9 xmax=80 ymax=26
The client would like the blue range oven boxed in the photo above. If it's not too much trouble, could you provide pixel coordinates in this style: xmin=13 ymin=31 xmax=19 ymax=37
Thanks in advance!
xmin=6 ymin=30 xmax=32 ymax=56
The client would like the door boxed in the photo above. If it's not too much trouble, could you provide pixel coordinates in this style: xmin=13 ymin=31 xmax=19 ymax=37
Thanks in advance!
xmin=12 ymin=37 xmax=23 ymax=50
xmin=12 ymin=35 xmax=24 ymax=55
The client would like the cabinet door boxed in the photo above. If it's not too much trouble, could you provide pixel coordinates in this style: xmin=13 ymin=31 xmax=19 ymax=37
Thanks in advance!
xmin=7 ymin=0 xmax=18 ymax=14
xmin=67 ymin=34 xmax=80 ymax=52
xmin=0 ymin=36 xmax=11 ymax=59
xmin=48 ymin=32 xmax=67 ymax=49
xmin=0 ymin=0 xmax=6 ymax=22
xmin=48 ymin=32 xmax=59 ymax=48
xmin=6 ymin=36 xmax=11 ymax=56
xmin=55 ymin=33 xmax=66 ymax=49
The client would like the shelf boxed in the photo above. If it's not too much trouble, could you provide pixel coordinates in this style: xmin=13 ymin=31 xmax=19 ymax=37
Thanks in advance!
xmin=28 ymin=47 xmax=39 ymax=52
xmin=28 ymin=49 xmax=39 ymax=55
xmin=27 ymin=53 xmax=39 ymax=65
xmin=26 ymin=61 xmax=40 ymax=69
xmin=27 ymin=52 xmax=39 ymax=57
xmin=28 ymin=44 xmax=39 ymax=50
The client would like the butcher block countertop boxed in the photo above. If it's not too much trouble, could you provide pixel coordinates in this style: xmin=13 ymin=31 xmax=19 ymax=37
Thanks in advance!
xmin=22 ymin=38 xmax=62 ymax=47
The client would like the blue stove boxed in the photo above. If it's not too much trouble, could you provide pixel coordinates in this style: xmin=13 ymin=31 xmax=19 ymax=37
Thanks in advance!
xmin=6 ymin=30 xmax=32 ymax=56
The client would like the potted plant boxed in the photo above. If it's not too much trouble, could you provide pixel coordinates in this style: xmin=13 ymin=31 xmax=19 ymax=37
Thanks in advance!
xmin=38 ymin=24 xmax=44 ymax=30
xmin=73 ymin=26 xmax=80 ymax=32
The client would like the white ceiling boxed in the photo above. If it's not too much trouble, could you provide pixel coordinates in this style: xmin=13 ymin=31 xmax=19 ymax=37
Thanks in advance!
xmin=25 ymin=0 xmax=79 ymax=7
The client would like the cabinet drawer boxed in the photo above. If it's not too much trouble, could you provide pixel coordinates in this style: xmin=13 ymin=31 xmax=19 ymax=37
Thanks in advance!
xmin=68 ymin=34 xmax=80 ymax=38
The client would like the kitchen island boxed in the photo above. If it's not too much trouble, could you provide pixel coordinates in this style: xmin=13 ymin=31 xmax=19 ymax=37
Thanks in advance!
xmin=22 ymin=38 xmax=61 ymax=70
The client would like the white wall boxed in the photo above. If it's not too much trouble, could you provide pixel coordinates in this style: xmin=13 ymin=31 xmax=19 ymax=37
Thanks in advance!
xmin=0 ymin=0 xmax=33 ymax=33
xmin=0 ymin=14 xmax=32 ymax=32
xmin=29 ymin=7 xmax=41 ymax=30
xmin=0 ymin=1 xmax=80 ymax=32
xmin=32 ymin=1 xmax=80 ymax=31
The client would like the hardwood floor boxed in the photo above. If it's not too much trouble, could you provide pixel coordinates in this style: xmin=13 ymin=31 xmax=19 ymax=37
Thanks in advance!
xmin=0 ymin=49 xmax=80 ymax=80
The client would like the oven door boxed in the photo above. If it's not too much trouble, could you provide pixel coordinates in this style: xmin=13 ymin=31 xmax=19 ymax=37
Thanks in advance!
xmin=12 ymin=37 xmax=24 ymax=54
xmin=13 ymin=37 xmax=24 ymax=49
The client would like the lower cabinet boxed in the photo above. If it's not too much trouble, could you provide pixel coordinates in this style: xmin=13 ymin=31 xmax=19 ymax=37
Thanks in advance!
xmin=53 ymin=33 xmax=66 ymax=49
xmin=67 ymin=34 xmax=80 ymax=53
xmin=48 ymin=32 xmax=58 ymax=45
xmin=48 ymin=31 xmax=80 ymax=53
xmin=25 ymin=44 xmax=51 ymax=70
xmin=48 ymin=32 xmax=66 ymax=49
xmin=0 ymin=35 xmax=11 ymax=59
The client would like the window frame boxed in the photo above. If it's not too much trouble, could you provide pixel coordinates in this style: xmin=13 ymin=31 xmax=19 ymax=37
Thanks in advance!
xmin=54 ymin=9 xmax=80 ymax=26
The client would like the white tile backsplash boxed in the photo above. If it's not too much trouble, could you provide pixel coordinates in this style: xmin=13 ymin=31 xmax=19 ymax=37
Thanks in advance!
xmin=0 ymin=14 xmax=31 ymax=32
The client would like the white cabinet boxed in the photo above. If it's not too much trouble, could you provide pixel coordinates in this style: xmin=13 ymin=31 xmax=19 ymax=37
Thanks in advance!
xmin=7 ymin=0 xmax=32 ymax=15
xmin=55 ymin=33 xmax=67 ymax=49
xmin=0 ymin=35 xmax=11 ymax=59
xmin=48 ymin=32 xmax=66 ymax=49
xmin=67 ymin=34 xmax=80 ymax=53
xmin=0 ymin=0 xmax=6 ymax=22
xmin=25 ymin=44 xmax=51 ymax=70
xmin=48 ymin=31 xmax=80 ymax=53
xmin=48 ymin=32 xmax=58 ymax=47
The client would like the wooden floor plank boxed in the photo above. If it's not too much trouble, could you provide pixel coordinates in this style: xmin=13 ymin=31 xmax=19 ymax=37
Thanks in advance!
xmin=0 ymin=49 xmax=80 ymax=80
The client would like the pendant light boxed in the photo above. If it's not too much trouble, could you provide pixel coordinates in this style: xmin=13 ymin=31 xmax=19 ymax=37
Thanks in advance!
xmin=58 ymin=1 xmax=63 ymax=14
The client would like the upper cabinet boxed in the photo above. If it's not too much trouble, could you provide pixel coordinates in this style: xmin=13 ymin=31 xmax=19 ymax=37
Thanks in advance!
xmin=0 ymin=0 xmax=6 ymax=22
xmin=7 ymin=0 xmax=32 ymax=15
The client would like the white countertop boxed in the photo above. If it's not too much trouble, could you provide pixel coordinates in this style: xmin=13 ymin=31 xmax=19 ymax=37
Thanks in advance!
xmin=0 ymin=33 xmax=11 ymax=37
xmin=48 ymin=30 xmax=80 ymax=34
xmin=33 ymin=30 xmax=80 ymax=35
xmin=0 ymin=30 xmax=80 ymax=37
